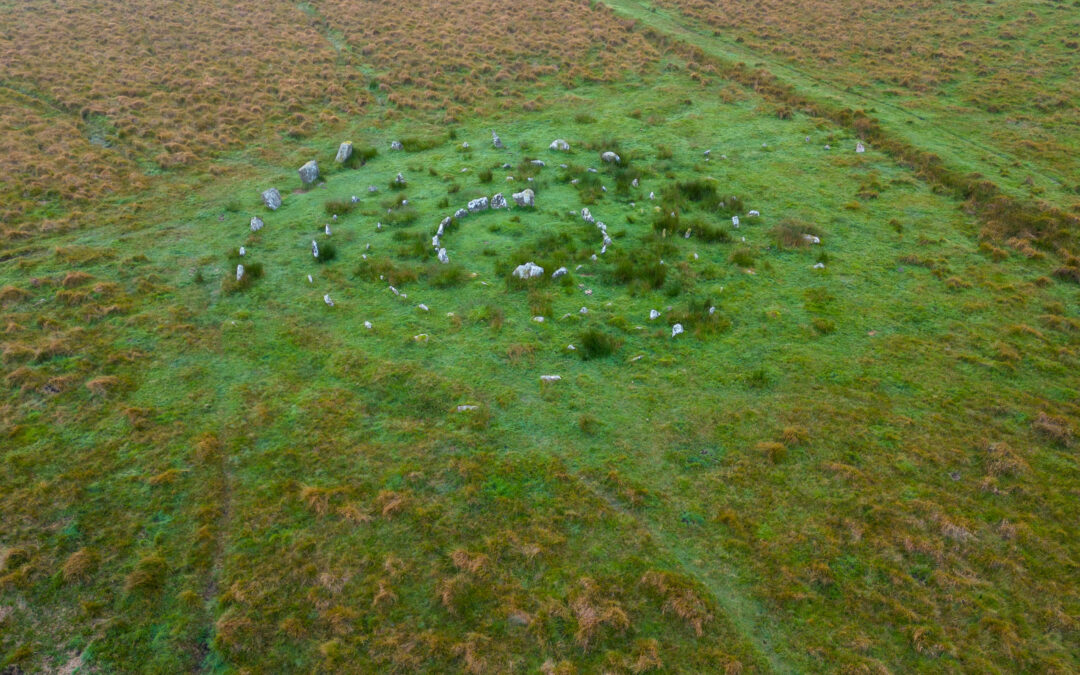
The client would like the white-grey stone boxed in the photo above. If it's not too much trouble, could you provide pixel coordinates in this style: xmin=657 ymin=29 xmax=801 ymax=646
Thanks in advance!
xmin=491 ymin=193 xmax=508 ymax=209
xmin=324 ymin=294 xmax=334 ymax=306
xmin=351 ymin=195 xmax=359 ymax=203
xmin=364 ymin=321 xmax=373 ymax=329
xmin=540 ymin=375 xmax=561 ymax=383
xmin=803 ymin=234 xmax=821 ymax=245
xmin=649 ymin=309 xmax=660 ymax=320
xmin=671 ymin=323 xmax=684 ymax=337
xmin=437 ymin=248 xmax=449 ymax=264
xmin=492 ymin=130 xmax=503 ymax=149
xmin=335 ymin=141 xmax=353 ymax=163
xmin=298 ymin=160 xmax=319 ymax=185
xmin=813 ymin=262 xmax=825 ymax=269
xmin=462 ymin=141 xmax=470 ymax=149
xmin=502 ymin=163 xmax=513 ymax=169
xmin=308 ymin=274 xmax=313 ymax=283
xmin=601 ymin=151 xmax=620 ymax=163
xmin=456 ymin=404 xmax=479 ymax=412
xmin=312 ymin=240 xmax=319 ymax=258
xmin=533 ymin=316 xmax=545 ymax=322
xmin=454 ymin=208 xmax=468 ymax=219
xmin=236 ymin=264 xmax=244 ymax=281
xmin=748 ymin=210 xmax=760 ymax=217
xmin=325 ymin=224 xmax=331 ymax=236
xmin=549 ymin=139 xmax=570 ymax=151
xmin=587 ymin=167 xmax=598 ymax=173
xmin=239 ymin=246 xmax=246 ymax=257
xmin=368 ymin=185 xmax=378 ymax=193
xmin=632 ymin=178 xmax=639 ymax=188
xmin=418 ymin=303 xmax=429 ymax=312
xmin=250 ymin=216 xmax=264 ymax=232
xmin=433 ymin=235 xmax=440 ymax=248
xmin=391 ymin=140 xmax=403 ymax=150
xmin=467 ymin=197 xmax=489 ymax=212
xmin=513 ymin=262 xmax=544 ymax=279
xmin=394 ymin=172 xmax=406 ymax=186
xmin=856 ymin=142 xmax=866 ymax=153
xmin=552 ymin=267 xmax=568 ymax=279
xmin=262 ymin=188 xmax=282 ymax=210
xmin=579 ymin=307 xmax=588 ymax=315
xmin=649 ymin=191 xmax=655 ymax=200
xmin=732 ymin=216 xmax=740 ymax=227
xmin=581 ymin=208 xmax=595 ymax=224
xmin=530 ymin=159 xmax=545 ymax=167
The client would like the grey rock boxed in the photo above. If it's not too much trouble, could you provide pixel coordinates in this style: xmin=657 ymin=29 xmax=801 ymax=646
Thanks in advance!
xmin=492 ymin=130 xmax=503 ymax=149
xmin=601 ymin=151 xmax=620 ymax=163
xmin=438 ymin=248 xmax=449 ymax=264
xmin=552 ymin=267 xmax=568 ymax=279
xmin=236 ymin=264 xmax=244 ymax=281
xmin=298 ymin=160 xmax=319 ymax=185
xmin=261 ymin=188 xmax=282 ymax=210
xmin=454 ymin=208 xmax=468 ymax=219
xmin=512 ymin=189 xmax=535 ymax=207
xmin=467 ymin=196 xmax=489 ymax=212
xmin=391 ymin=140 xmax=403 ymax=150
xmin=250 ymin=216 xmax=264 ymax=232
xmin=549 ymin=138 xmax=570 ymax=151
xmin=491 ymin=193 xmax=508 ymax=209
xmin=335 ymin=141 xmax=353 ymax=163
xmin=513 ymin=261 xmax=544 ymax=279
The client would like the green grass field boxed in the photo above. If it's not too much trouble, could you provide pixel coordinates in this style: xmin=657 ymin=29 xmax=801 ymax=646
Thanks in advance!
xmin=2 ymin=3 xmax=1079 ymax=673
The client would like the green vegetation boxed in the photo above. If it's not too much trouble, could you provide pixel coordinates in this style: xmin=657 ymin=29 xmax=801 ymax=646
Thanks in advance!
xmin=1 ymin=0 xmax=1079 ymax=673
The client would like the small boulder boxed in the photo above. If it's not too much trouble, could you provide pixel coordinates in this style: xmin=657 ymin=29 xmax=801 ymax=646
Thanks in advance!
xmin=492 ymin=130 xmax=504 ymax=149
xmin=748 ymin=210 xmax=760 ymax=217
xmin=454 ymin=208 xmax=469 ymax=219
xmin=491 ymin=193 xmax=508 ymax=209
xmin=312 ymin=240 xmax=319 ymax=258
xmin=530 ymin=159 xmax=546 ymax=167
xmin=250 ymin=216 xmax=264 ymax=232
xmin=552 ymin=267 xmax=568 ymax=279
xmin=732 ymin=216 xmax=740 ymax=228
xmin=649 ymin=309 xmax=660 ymax=320
xmin=581 ymin=208 xmax=595 ymax=224
xmin=549 ymin=139 xmax=570 ymax=151
xmin=391 ymin=140 xmax=403 ymax=150
xmin=298 ymin=160 xmax=319 ymax=185
xmin=468 ymin=197 xmax=489 ymax=213
xmin=671 ymin=323 xmax=684 ymax=337
xmin=261 ymin=188 xmax=282 ymax=210
xmin=335 ymin=141 xmax=353 ymax=163
xmin=438 ymin=248 xmax=449 ymax=264
xmin=540 ymin=375 xmax=561 ymax=383
xmin=601 ymin=151 xmax=620 ymax=163
xmin=856 ymin=142 xmax=866 ymax=154
xmin=324 ymin=294 xmax=334 ymax=307
xmin=394 ymin=172 xmax=406 ymax=186
xmin=513 ymin=262 xmax=544 ymax=279
xmin=236 ymin=264 xmax=244 ymax=281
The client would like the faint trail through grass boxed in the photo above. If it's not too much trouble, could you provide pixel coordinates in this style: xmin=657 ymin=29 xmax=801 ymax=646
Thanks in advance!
xmin=600 ymin=0 xmax=1072 ymax=196
xmin=574 ymin=474 xmax=794 ymax=673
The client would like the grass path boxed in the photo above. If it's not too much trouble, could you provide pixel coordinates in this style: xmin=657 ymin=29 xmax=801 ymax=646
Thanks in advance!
xmin=600 ymin=0 xmax=1073 ymax=203
xmin=575 ymin=474 xmax=795 ymax=673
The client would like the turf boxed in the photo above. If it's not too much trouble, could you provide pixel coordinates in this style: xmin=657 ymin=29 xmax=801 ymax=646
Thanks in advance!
xmin=2 ymin=2 xmax=1079 ymax=673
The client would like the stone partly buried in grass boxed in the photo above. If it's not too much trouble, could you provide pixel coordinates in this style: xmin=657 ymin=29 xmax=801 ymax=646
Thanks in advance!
xmin=250 ymin=216 xmax=264 ymax=232
xmin=298 ymin=160 xmax=319 ymax=186
xmin=513 ymin=262 xmax=544 ymax=279
xmin=261 ymin=188 xmax=282 ymax=210
xmin=512 ymin=189 xmax=535 ymax=207
xmin=468 ymin=196 xmax=489 ymax=212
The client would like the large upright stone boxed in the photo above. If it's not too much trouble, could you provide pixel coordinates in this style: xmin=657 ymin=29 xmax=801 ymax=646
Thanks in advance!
xmin=262 ymin=188 xmax=282 ymax=211
xmin=491 ymin=193 xmax=508 ymax=209
xmin=298 ymin=160 xmax=319 ymax=186
xmin=335 ymin=141 xmax=353 ymax=163
xmin=492 ymin=130 xmax=504 ymax=149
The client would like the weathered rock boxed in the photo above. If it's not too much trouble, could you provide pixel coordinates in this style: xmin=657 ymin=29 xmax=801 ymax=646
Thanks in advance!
xmin=368 ymin=185 xmax=379 ymax=193
xmin=467 ymin=197 xmax=489 ymax=213
xmin=418 ymin=303 xmax=429 ymax=312
xmin=513 ymin=262 xmax=544 ymax=279
xmin=632 ymin=178 xmax=639 ymax=188
xmin=298 ymin=160 xmax=319 ymax=185
xmin=581 ymin=208 xmax=595 ymax=224
xmin=325 ymin=224 xmax=331 ymax=236
xmin=250 ymin=216 xmax=264 ymax=232
xmin=856 ymin=142 xmax=866 ymax=153
xmin=454 ymin=208 xmax=469 ymax=219
xmin=364 ymin=320 xmax=373 ymax=329
xmin=533 ymin=316 xmax=545 ymax=322
xmin=813 ymin=262 xmax=826 ymax=269
xmin=351 ymin=195 xmax=359 ymax=203
xmin=312 ymin=240 xmax=319 ymax=258
xmin=239 ymin=246 xmax=246 ymax=257
xmin=732 ymin=216 xmax=740 ymax=228
xmin=432 ymin=235 xmax=440 ymax=248
xmin=438 ymin=248 xmax=449 ymax=264
xmin=803 ymin=234 xmax=821 ymax=245
xmin=671 ymin=323 xmax=684 ymax=337
xmin=462 ymin=141 xmax=470 ymax=149
xmin=391 ymin=140 xmax=403 ymax=150
xmin=492 ymin=130 xmax=503 ymax=149
xmin=550 ymin=139 xmax=570 ymax=151
xmin=335 ymin=141 xmax=353 ymax=163
xmin=324 ymin=294 xmax=334 ymax=306
xmin=748 ymin=210 xmax=760 ymax=217
xmin=236 ymin=264 xmax=244 ymax=281
xmin=540 ymin=375 xmax=561 ymax=383
xmin=394 ymin=172 xmax=406 ymax=186
xmin=601 ymin=151 xmax=620 ymax=163
xmin=552 ymin=267 xmax=568 ymax=279
xmin=261 ymin=188 xmax=282 ymax=210
xmin=649 ymin=309 xmax=660 ymax=320
xmin=530 ymin=159 xmax=546 ymax=167
xmin=456 ymin=404 xmax=479 ymax=412
xmin=491 ymin=193 xmax=508 ymax=209
xmin=501 ymin=163 xmax=513 ymax=169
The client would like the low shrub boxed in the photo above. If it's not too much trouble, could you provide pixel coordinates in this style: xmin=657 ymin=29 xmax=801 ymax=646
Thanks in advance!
xmin=578 ymin=328 xmax=621 ymax=360
xmin=324 ymin=199 xmax=355 ymax=217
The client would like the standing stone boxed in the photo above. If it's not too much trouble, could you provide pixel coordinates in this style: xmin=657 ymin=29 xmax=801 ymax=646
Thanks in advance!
xmin=438 ymin=248 xmax=449 ymax=264
xmin=312 ymin=240 xmax=319 ymax=258
xmin=672 ymin=323 xmax=684 ymax=338
xmin=236 ymin=264 xmax=244 ymax=281
xmin=468 ymin=197 xmax=489 ymax=213
xmin=732 ymin=216 xmax=740 ymax=228
xmin=335 ymin=141 xmax=353 ymax=163
xmin=649 ymin=309 xmax=660 ymax=320
xmin=856 ymin=142 xmax=866 ymax=153
xmin=454 ymin=208 xmax=469 ymax=219
xmin=512 ymin=189 xmax=535 ymax=207
xmin=492 ymin=130 xmax=504 ymax=149
xmin=549 ymin=139 xmax=570 ymax=151
xmin=239 ymin=246 xmax=246 ymax=257
xmin=262 ymin=188 xmax=282 ymax=211
xmin=250 ymin=216 xmax=264 ymax=232
xmin=491 ymin=193 xmax=508 ymax=209
xmin=324 ymin=294 xmax=334 ymax=306
xmin=298 ymin=160 xmax=319 ymax=185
